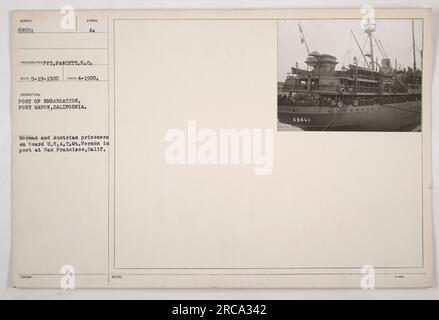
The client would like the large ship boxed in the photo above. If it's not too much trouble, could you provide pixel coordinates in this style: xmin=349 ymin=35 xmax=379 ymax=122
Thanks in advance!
xmin=278 ymin=20 xmax=422 ymax=131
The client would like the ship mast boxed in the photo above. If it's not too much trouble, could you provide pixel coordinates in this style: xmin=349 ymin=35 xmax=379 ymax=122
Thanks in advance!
xmin=364 ymin=18 xmax=376 ymax=71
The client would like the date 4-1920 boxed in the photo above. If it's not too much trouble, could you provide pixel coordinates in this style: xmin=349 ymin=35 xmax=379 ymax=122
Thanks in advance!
xmin=171 ymin=304 xmax=267 ymax=318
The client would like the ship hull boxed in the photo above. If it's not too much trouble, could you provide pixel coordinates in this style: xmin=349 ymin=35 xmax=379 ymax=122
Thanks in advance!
xmin=278 ymin=100 xmax=421 ymax=131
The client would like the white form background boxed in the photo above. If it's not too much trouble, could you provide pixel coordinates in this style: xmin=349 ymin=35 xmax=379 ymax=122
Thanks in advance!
xmin=0 ymin=0 xmax=437 ymax=299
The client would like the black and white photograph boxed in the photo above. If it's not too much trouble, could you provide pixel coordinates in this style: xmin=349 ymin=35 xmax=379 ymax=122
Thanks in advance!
xmin=277 ymin=19 xmax=423 ymax=131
